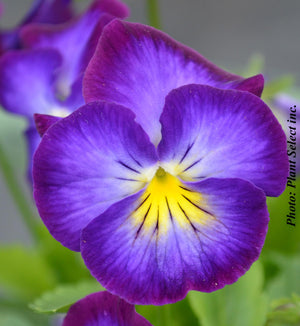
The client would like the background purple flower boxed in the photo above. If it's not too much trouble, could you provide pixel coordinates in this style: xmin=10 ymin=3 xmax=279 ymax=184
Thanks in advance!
xmin=0 ymin=0 xmax=129 ymax=182
xmin=63 ymin=291 xmax=152 ymax=326
xmin=0 ymin=0 xmax=74 ymax=55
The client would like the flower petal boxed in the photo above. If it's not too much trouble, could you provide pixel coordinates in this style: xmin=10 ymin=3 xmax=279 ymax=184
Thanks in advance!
xmin=81 ymin=177 xmax=268 ymax=305
xmin=63 ymin=291 xmax=152 ymax=326
xmin=21 ymin=0 xmax=129 ymax=98
xmin=83 ymin=20 xmax=264 ymax=144
xmin=33 ymin=101 xmax=158 ymax=251
xmin=158 ymin=84 xmax=288 ymax=197
xmin=34 ymin=113 xmax=62 ymax=136
xmin=21 ymin=0 xmax=74 ymax=25
xmin=0 ymin=0 xmax=73 ymax=54
xmin=25 ymin=125 xmax=41 ymax=183
xmin=0 ymin=49 xmax=63 ymax=117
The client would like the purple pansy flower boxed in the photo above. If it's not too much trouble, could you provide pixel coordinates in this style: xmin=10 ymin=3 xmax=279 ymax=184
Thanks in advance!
xmin=33 ymin=79 xmax=288 ymax=305
xmin=0 ymin=0 xmax=74 ymax=55
xmin=63 ymin=291 xmax=152 ymax=326
xmin=0 ymin=0 xmax=129 ymax=181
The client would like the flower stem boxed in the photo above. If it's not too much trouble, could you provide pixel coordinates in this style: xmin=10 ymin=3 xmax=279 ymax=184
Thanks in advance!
xmin=147 ymin=0 xmax=161 ymax=29
xmin=0 ymin=142 xmax=40 ymax=243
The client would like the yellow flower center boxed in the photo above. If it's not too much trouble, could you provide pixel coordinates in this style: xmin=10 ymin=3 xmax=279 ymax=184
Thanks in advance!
xmin=132 ymin=167 xmax=213 ymax=236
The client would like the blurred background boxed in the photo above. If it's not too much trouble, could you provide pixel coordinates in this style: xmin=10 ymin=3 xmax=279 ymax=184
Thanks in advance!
xmin=0 ymin=0 xmax=299 ymax=244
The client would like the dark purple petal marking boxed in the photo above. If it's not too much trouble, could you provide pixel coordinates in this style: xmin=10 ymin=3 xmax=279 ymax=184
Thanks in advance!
xmin=158 ymin=84 xmax=289 ymax=197
xmin=83 ymin=20 xmax=264 ymax=143
xmin=81 ymin=175 xmax=268 ymax=305
xmin=63 ymin=291 xmax=152 ymax=326
xmin=116 ymin=160 xmax=141 ymax=174
xmin=33 ymin=101 xmax=157 ymax=251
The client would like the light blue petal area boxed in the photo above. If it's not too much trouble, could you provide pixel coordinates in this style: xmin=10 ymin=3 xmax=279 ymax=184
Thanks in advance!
xmin=63 ymin=291 xmax=152 ymax=326
xmin=0 ymin=49 xmax=63 ymax=117
xmin=83 ymin=20 xmax=263 ymax=145
xmin=81 ymin=177 xmax=268 ymax=305
xmin=158 ymin=84 xmax=288 ymax=197
xmin=33 ymin=101 xmax=158 ymax=251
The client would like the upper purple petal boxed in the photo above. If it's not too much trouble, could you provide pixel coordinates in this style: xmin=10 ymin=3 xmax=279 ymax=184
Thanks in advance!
xmin=33 ymin=101 xmax=158 ymax=251
xmin=83 ymin=20 xmax=264 ymax=144
xmin=81 ymin=177 xmax=268 ymax=305
xmin=63 ymin=291 xmax=152 ymax=326
xmin=158 ymin=84 xmax=289 ymax=197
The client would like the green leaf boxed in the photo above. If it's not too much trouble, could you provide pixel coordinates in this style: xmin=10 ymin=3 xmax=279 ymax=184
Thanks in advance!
xmin=0 ymin=109 xmax=27 ymax=176
xmin=265 ymin=253 xmax=300 ymax=302
xmin=137 ymin=297 xmax=200 ymax=326
xmin=0 ymin=300 xmax=50 ymax=326
xmin=267 ymin=294 xmax=300 ymax=325
xmin=0 ymin=245 xmax=56 ymax=300
xmin=37 ymin=224 xmax=92 ymax=283
xmin=29 ymin=280 xmax=105 ymax=313
xmin=264 ymin=177 xmax=300 ymax=255
xmin=188 ymin=261 xmax=268 ymax=326
xmin=0 ymin=313 xmax=34 ymax=326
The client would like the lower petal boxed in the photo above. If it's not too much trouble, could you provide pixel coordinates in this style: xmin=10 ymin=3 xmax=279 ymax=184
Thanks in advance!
xmin=81 ymin=177 xmax=268 ymax=305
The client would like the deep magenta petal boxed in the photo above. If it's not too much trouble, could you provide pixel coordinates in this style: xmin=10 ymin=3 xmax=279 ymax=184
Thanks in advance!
xmin=83 ymin=20 xmax=264 ymax=143
xmin=158 ymin=84 xmax=288 ymax=197
xmin=34 ymin=114 xmax=62 ymax=136
xmin=63 ymin=291 xmax=152 ymax=326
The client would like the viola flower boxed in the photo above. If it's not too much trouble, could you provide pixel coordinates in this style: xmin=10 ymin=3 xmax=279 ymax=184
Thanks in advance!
xmin=63 ymin=291 xmax=152 ymax=326
xmin=0 ymin=0 xmax=129 ymax=181
xmin=0 ymin=0 xmax=74 ymax=55
xmin=33 ymin=83 xmax=288 ymax=304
